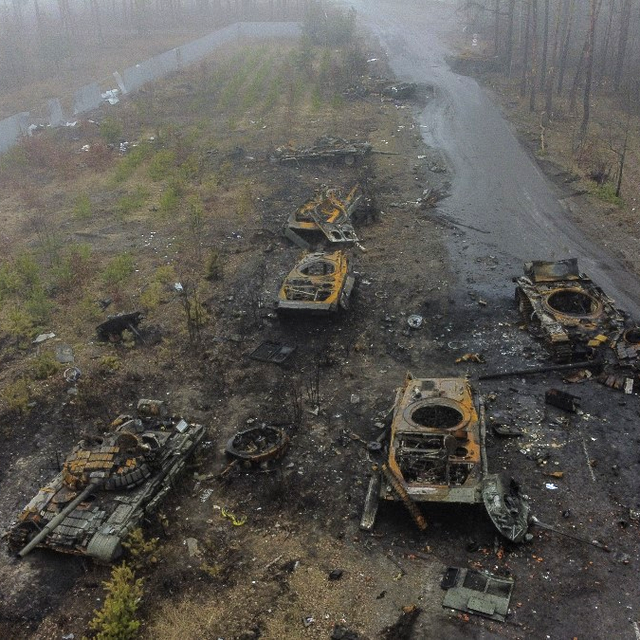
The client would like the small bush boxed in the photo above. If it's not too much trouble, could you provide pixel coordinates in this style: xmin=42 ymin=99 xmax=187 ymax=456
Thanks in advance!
xmin=103 ymin=253 xmax=135 ymax=286
xmin=139 ymin=281 xmax=164 ymax=311
xmin=88 ymin=562 xmax=144 ymax=640
xmin=122 ymin=528 xmax=158 ymax=571
xmin=205 ymin=249 xmax=223 ymax=281
xmin=73 ymin=193 xmax=93 ymax=220
xmin=99 ymin=355 xmax=121 ymax=373
xmin=1 ymin=378 xmax=32 ymax=414
xmin=116 ymin=186 xmax=150 ymax=218
xmin=30 ymin=351 xmax=60 ymax=380
xmin=159 ymin=185 xmax=180 ymax=216
xmin=148 ymin=149 xmax=176 ymax=181
xmin=113 ymin=143 xmax=152 ymax=183
xmin=100 ymin=117 xmax=123 ymax=145
xmin=590 ymin=181 xmax=623 ymax=205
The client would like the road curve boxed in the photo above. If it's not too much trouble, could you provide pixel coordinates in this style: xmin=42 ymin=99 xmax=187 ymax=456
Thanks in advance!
xmin=347 ymin=0 xmax=640 ymax=316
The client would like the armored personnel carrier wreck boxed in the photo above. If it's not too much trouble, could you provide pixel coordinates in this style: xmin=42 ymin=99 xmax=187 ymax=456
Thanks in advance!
xmin=5 ymin=400 xmax=204 ymax=562
xmin=277 ymin=250 xmax=355 ymax=315
xmin=360 ymin=375 xmax=530 ymax=543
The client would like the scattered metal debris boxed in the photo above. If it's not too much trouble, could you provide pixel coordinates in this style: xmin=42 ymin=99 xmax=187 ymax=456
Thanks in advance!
xmin=277 ymin=251 xmax=355 ymax=315
xmin=360 ymin=375 xmax=530 ymax=542
xmin=285 ymin=185 xmax=362 ymax=248
xmin=441 ymin=567 xmax=514 ymax=623
xmin=545 ymin=388 xmax=580 ymax=413
xmin=225 ymin=425 xmax=289 ymax=464
xmin=382 ymin=82 xmax=418 ymax=99
xmin=96 ymin=311 xmax=144 ymax=341
xmin=249 ymin=341 xmax=296 ymax=364
xmin=273 ymin=136 xmax=372 ymax=165
xmin=455 ymin=352 xmax=485 ymax=364
xmin=529 ymin=515 xmax=610 ymax=551
xmin=5 ymin=402 xmax=204 ymax=561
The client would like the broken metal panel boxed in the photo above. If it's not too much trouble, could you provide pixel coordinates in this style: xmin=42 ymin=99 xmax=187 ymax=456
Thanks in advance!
xmin=277 ymin=250 xmax=354 ymax=315
xmin=545 ymin=388 xmax=580 ymax=413
xmin=249 ymin=341 xmax=296 ymax=364
xmin=441 ymin=567 xmax=514 ymax=623
xmin=524 ymin=258 xmax=580 ymax=282
xmin=481 ymin=474 xmax=530 ymax=543
xmin=6 ymin=403 xmax=204 ymax=562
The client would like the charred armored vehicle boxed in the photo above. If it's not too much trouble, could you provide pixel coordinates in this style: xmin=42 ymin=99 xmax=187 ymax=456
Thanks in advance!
xmin=277 ymin=250 xmax=355 ymax=315
xmin=273 ymin=136 xmax=372 ymax=165
xmin=6 ymin=400 xmax=204 ymax=562
xmin=515 ymin=258 xmax=627 ymax=362
xmin=360 ymin=375 xmax=530 ymax=543
xmin=285 ymin=185 xmax=362 ymax=248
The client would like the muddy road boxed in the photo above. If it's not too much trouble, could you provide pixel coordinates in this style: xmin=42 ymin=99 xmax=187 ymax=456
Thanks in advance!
xmin=341 ymin=1 xmax=640 ymax=638
xmin=348 ymin=0 xmax=640 ymax=317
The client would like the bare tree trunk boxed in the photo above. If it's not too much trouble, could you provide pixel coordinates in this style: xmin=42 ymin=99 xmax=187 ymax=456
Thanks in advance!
xmin=539 ymin=0 xmax=549 ymax=90
xmin=557 ymin=0 xmax=575 ymax=94
xmin=495 ymin=0 xmax=501 ymax=56
xmin=544 ymin=0 xmax=564 ymax=120
xmin=520 ymin=0 xmax=532 ymax=97
xmin=569 ymin=34 xmax=588 ymax=111
xmin=530 ymin=0 xmax=539 ymax=111
xmin=613 ymin=0 xmax=632 ymax=91
xmin=596 ymin=0 xmax=615 ymax=88
xmin=579 ymin=0 xmax=601 ymax=143
xmin=505 ymin=0 xmax=516 ymax=75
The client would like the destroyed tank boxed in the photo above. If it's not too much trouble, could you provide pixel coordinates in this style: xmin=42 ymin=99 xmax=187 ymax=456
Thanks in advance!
xmin=277 ymin=250 xmax=355 ymax=315
xmin=284 ymin=185 xmax=362 ymax=248
xmin=515 ymin=258 xmax=626 ymax=362
xmin=5 ymin=400 xmax=205 ymax=562
xmin=360 ymin=375 xmax=530 ymax=543
xmin=273 ymin=136 xmax=372 ymax=165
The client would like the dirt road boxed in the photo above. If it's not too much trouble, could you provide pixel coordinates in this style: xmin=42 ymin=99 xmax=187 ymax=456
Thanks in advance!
xmin=348 ymin=0 xmax=640 ymax=317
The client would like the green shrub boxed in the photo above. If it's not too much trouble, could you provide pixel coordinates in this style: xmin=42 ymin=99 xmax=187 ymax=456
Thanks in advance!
xmin=103 ymin=253 xmax=135 ymax=286
xmin=100 ymin=117 xmax=123 ymax=145
xmin=113 ymin=143 xmax=152 ymax=183
xmin=73 ymin=193 xmax=93 ymax=220
xmin=30 ymin=351 xmax=60 ymax=380
xmin=88 ymin=562 xmax=144 ymax=640
xmin=122 ymin=528 xmax=158 ymax=571
xmin=159 ymin=186 xmax=180 ymax=216
xmin=116 ymin=186 xmax=150 ymax=218
xmin=148 ymin=149 xmax=176 ymax=181
xmin=1 ymin=378 xmax=32 ymax=414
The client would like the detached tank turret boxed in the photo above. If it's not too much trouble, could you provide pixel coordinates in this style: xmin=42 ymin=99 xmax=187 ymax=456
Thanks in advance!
xmin=5 ymin=400 xmax=204 ymax=562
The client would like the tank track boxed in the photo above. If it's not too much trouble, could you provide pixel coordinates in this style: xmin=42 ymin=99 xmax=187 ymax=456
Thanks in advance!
xmin=381 ymin=463 xmax=427 ymax=531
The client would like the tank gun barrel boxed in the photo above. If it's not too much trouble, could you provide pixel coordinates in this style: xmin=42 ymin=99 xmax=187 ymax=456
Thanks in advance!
xmin=18 ymin=482 xmax=102 ymax=558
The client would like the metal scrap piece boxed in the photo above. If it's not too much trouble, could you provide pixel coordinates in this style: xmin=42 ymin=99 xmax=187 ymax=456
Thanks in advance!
xmin=441 ymin=567 xmax=514 ymax=623
xmin=249 ymin=341 xmax=296 ymax=364
xmin=545 ymin=388 xmax=580 ymax=413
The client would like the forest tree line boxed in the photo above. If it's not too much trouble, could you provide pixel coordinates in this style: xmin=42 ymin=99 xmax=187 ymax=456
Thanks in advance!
xmin=462 ymin=0 xmax=640 ymax=143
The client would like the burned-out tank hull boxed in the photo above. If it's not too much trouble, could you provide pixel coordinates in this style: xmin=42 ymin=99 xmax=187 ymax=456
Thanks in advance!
xmin=515 ymin=258 xmax=626 ymax=362
xmin=5 ymin=400 xmax=204 ymax=562
xmin=360 ymin=375 xmax=529 ymax=542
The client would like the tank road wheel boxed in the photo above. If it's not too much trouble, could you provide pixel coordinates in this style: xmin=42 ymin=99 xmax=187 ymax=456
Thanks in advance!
xmin=360 ymin=470 xmax=381 ymax=531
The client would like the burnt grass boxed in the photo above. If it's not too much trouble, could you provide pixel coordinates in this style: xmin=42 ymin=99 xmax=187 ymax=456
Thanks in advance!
xmin=0 ymin=37 xmax=638 ymax=640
